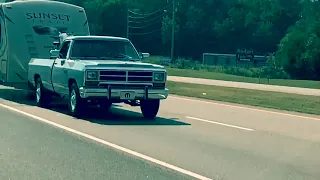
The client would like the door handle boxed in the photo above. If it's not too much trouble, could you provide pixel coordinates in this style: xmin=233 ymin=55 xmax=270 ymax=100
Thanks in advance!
xmin=53 ymin=62 xmax=57 ymax=65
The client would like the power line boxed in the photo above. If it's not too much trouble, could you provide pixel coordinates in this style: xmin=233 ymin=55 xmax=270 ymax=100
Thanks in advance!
xmin=128 ymin=12 xmax=167 ymax=24
xmin=129 ymin=19 xmax=163 ymax=29
xmin=129 ymin=28 xmax=162 ymax=36
xmin=126 ymin=4 xmax=172 ymax=39
xmin=128 ymin=5 xmax=170 ymax=18
xmin=128 ymin=9 xmax=167 ymax=36
xmin=128 ymin=13 xmax=163 ymax=19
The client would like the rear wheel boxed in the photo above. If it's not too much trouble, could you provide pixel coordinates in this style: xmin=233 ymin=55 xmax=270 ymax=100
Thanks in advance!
xmin=69 ymin=83 xmax=85 ymax=118
xmin=140 ymin=99 xmax=160 ymax=119
xmin=35 ymin=78 xmax=51 ymax=107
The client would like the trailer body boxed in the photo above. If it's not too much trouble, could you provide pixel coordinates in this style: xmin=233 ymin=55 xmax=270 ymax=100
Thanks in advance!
xmin=0 ymin=0 xmax=90 ymax=85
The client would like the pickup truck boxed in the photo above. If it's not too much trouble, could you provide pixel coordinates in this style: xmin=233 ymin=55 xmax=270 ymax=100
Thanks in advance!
xmin=27 ymin=35 xmax=168 ymax=119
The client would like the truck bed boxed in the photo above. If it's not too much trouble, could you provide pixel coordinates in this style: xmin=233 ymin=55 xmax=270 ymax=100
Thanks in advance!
xmin=28 ymin=58 xmax=55 ymax=90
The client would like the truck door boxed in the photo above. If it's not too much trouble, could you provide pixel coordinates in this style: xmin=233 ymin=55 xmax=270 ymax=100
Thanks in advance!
xmin=52 ymin=41 xmax=71 ymax=95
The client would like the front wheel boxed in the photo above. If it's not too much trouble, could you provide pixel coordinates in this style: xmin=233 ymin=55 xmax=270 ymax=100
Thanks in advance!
xmin=140 ymin=99 xmax=160 ymax=119
xmin=69 ymin=83 xmax=85 ymax=118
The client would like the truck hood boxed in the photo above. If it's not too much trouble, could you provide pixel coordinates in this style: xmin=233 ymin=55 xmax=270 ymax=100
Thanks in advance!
xmin=79 ymin=60 xmax=164 ymax=70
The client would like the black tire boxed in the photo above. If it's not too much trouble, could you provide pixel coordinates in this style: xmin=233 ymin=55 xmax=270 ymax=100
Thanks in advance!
xmin=35 ymin=78 xmax=51 ymax=107
xmin=140 ymin=99 xmax=160 ymax=119
xmin=99 ymin=101 xmax=112 ymax=111
xmin=68 ymin=82 xmax=85 ymax=118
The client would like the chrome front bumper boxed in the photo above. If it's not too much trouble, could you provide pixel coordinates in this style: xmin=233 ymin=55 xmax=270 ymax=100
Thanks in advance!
xmin=79 ymin=87 xmax=169 ymax=100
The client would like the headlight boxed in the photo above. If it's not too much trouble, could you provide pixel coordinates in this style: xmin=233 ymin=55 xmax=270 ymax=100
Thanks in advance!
xmin=154 ymin=72 xmax=165 ymax=81
xmin=87 ymin=71 xmax=98 ymax=80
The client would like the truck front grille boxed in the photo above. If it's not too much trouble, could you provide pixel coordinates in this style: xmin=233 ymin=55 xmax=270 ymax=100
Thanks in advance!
xmin=85 ymin=82 xmax=164 ymax=89
xmin=99 ymin=70 xmax=153 ymax=82
xmin=99 ymin=84 xmax=153 ymax=89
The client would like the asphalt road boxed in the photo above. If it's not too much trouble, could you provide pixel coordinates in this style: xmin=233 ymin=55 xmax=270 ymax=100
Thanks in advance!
xmin=0 ymin=106 xmax=192 ymax=180
xmin=168 ymin=76 xmax=320 ymax=96
xmin=1 ymin=88 xmax=320 ymax=180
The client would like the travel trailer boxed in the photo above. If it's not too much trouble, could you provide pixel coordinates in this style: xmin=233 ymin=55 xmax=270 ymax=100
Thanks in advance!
xmin=0 ymin=0 xmax=90 ymax=86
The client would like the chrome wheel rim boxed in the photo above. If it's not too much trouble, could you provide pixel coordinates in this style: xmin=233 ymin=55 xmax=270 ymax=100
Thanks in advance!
xmin=70 ymin=90 xmax=77 ymax=112
xmin=36 ymin=84 xmax=41 ymax=103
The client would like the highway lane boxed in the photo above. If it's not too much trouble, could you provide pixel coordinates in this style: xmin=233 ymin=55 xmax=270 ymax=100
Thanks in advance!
xmin=168 ymin=76 xmax=320 ymax=96
xmin=0 ymin=106 xmax=192 ymax=180
xmin=1 ymin=92 xmax=320 ymax=180
xmin=164 ymin=96 xmax=320 ymax=141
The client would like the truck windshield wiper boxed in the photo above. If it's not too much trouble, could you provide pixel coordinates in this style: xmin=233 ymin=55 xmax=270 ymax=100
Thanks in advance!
xmin=113 ymin=54 xmax=132 ymax=60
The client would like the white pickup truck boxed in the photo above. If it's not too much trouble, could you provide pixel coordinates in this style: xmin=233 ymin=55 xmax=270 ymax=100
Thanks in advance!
xmin=27 ymin=35 xmax=168 ymax=119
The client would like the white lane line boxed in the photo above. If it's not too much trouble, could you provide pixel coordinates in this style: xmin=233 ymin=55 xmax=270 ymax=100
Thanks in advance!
xmin=186 ymin=116 xmax=254 ymax=132
xmin=0 ymin=103 xmax=212 ymax=180
xmin=171 ymin=96 xmax=320 ymax=121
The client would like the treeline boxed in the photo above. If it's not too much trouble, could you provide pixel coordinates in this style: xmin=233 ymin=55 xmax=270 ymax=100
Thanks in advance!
xmin=59 ymin=0 xmax=320 ymax=80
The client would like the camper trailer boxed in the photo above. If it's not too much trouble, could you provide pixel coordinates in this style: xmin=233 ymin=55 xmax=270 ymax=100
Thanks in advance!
xmin=0 ymin=0 xmax=90 ymax=87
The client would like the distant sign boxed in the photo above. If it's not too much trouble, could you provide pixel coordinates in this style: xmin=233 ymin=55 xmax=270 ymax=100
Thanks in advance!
xmin=236 ymin=49 xmax=254 ymax=61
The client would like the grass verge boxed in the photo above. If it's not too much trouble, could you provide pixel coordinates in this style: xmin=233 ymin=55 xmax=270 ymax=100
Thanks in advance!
xmin=166 ymin=68 xmax=320 ymax=89
xmin=166 ymin=81 xmax=320 ymax=115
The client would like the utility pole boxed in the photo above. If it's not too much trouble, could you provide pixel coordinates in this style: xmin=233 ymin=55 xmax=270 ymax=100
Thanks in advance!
xmin=126 ymin=9 xmax=129 ymax=38
xmin=170 ymin=0 xmax=175 ymax=63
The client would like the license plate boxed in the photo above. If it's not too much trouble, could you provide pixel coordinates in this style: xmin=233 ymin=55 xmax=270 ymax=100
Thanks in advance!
xmin=120 ymin=91 xmax=136 ymax=100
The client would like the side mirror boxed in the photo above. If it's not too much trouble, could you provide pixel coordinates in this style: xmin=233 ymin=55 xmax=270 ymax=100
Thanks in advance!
xmin=142 ymin=53 xmax=150 ymax=58
xmin=50 ymin=49 xmax=60 ymax=59
xmin=139 ymin=52 xmax=150 ymax=59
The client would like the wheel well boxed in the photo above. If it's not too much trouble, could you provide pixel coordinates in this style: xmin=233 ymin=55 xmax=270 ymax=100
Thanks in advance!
xmin=34 ymin=74 xmax=40 ymax=82
xmin=68 ymin=78 xmax=76 ymax=89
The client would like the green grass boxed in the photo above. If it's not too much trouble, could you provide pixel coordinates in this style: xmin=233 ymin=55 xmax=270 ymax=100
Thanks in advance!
xmin=166 ymin=68 xmax=320 ymax=89
xmin=167 ymin=81 xmax=320 ymax=115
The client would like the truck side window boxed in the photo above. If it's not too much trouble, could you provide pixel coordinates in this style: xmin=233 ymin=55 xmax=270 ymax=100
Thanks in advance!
xmin=60 ymin=41 xmax=70 ymax=59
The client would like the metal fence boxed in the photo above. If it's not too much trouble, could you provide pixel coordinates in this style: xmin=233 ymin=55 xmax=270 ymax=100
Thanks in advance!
xmin=202 ymin=53 xmax=270 ymax=68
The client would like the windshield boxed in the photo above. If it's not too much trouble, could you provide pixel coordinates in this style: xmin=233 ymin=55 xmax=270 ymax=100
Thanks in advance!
xmin=70 ymin=39 xmax=140 ymax=60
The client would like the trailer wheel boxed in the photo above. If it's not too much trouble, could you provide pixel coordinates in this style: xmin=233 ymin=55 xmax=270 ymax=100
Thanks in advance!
xmin=35 ymin=78 xmax=51 ymax=107
xmin=69 ymin=82 xmax=85 ymax=118
xmin=140 ymin=99 xmax=160 ymax=119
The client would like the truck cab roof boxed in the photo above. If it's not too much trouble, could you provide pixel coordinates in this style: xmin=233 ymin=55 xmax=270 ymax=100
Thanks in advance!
xmin=65 ymin=36 xmax=130 ymax=42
